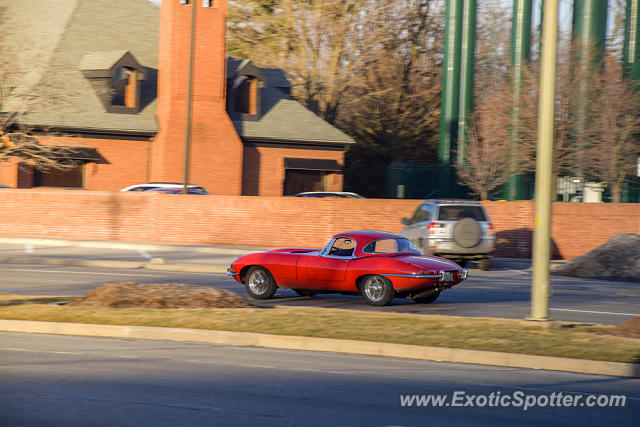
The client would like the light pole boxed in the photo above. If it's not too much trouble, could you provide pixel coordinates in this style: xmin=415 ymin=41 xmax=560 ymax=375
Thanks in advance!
xmin=530 ymin=0 xmax=558 ymax=321
xmin=183 ymin=1 xmax=197 ymax=194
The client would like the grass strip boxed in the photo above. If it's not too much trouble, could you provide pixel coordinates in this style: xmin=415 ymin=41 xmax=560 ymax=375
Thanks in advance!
xmin=0 ymin=293 xmax=638 ymax=364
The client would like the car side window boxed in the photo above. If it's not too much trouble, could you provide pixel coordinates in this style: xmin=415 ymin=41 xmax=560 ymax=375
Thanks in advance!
xmin=328 ymin=237 xmax=355 ymax=257
xmin=410 ymin=204 xmax=432 ymax=224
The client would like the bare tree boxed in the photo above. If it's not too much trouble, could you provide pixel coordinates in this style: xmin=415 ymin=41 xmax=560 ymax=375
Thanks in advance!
xmin=0 ymin=43 xmax=77 ymax=172
xmin=455 ymin=81 xmax=516 ymax=200
xmin=584 ymin=56 xmax=640 ymax=202
xmin=339 ymin=0 xmax=443 ymax=160
xmin=228 ymin=0 xmax=374 ymax=123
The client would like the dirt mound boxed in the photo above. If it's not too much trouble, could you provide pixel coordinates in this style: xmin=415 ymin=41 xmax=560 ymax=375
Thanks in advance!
xmin=68 ymin=282 xmax=250 ymax=309
xmin=607 ymin=316 xmax=640 ymax=339
xmin=552 ymin=234 xmax=640 ymax=281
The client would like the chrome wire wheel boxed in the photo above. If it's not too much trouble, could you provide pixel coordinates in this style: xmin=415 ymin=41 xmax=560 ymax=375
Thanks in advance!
xmin=361 ymin=275 xmax=394 ymax=306
xmin=245 ymin=267 xmax=277 ymax=299
xmin=248 ymin=269 xmax=269 ymax=295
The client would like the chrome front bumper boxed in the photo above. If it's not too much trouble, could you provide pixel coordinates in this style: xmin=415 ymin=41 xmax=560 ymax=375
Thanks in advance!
xmin=226 ymin=266 xmax=239 ymax=277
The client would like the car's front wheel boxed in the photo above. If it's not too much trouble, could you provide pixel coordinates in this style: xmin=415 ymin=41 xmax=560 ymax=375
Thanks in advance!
xmin=245 ymin=267 xmax=277 ymax=299
xmin=360 ymin=275 xmax=394 ymax=306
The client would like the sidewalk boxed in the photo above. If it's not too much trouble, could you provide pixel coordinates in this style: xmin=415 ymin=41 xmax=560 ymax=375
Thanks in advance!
xmin=0 ymin=236 xmax=265 ymax=273
xmin=0 ymin=235 xmax=539 ymax=273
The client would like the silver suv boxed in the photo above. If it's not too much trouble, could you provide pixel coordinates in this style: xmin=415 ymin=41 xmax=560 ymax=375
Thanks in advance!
xmin=399 ymin=200 xmax=496 ymax=270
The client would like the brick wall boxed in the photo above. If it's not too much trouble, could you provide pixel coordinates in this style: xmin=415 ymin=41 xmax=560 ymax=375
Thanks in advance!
xmin=0 ymin=190 xmax=637 ymax=259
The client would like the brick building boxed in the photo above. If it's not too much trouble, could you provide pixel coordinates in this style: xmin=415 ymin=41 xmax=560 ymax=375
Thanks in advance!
xmin=0 ymin=0 xmax=354 ymax=195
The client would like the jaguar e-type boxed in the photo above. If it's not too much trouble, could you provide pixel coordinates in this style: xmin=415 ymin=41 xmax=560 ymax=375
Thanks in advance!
xmin=227 ymin=230 xmax=467 ymax=306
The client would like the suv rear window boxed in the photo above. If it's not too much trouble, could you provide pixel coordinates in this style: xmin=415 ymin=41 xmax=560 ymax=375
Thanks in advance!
xmin=437 ymin=205 xmax=486 ymax=221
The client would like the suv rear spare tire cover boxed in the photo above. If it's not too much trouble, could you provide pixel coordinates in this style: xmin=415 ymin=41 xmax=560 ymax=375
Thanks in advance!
xmin=452 ymin=217 xmax=482 ymax=248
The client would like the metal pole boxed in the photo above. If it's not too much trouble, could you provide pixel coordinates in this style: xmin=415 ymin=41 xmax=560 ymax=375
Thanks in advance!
xmin=624 ymin=0 xmax=640 ymax=80
xmin=505 ymin=0 xmax=533 ymax=201
xmin=571 ymin=0 xmax=608 ymax=178
xmin=439 ymin=0 xmax=463 ymax=164
xmin=530 ymin=0 xmax=558 ymax=321
xmin=183 ymin=1 xmax=197 ymax=194
xmin=456 ymin=0 xmax=477 ymax=167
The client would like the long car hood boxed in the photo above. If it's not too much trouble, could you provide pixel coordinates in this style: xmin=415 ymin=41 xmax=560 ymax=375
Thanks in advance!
xmin=394 ymin=255 xmax=462 ymax=270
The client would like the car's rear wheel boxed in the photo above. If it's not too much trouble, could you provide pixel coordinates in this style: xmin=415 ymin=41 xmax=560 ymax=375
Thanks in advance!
xmin=294 ymin=290 xmax=317 ymax=297
xmin=245 ymin=267 xmax=277 ymax=299
xmin=412 ymin=291 xmax=440 ymax=304
xmin=360 ymin=275 xmax=394 ymax=306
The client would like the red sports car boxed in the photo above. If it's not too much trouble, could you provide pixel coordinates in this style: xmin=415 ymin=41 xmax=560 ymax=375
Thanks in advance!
xmin=227 ymin=230 xmax=468 ymax=306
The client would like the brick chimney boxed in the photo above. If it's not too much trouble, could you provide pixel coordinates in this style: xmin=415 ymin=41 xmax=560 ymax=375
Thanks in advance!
xmin=151 ymin=0 xmax=243 ymax=195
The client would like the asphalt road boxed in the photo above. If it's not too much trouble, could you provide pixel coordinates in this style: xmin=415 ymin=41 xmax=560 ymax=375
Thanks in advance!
xmin=1 ymin=263 xmax=638 ymax=324
xmin=1 ymin=332 xmax=637 ymax=427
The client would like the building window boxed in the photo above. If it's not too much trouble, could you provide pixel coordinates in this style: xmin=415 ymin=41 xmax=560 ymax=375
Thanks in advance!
xmin=112 ymin=67 xmax=137 ymax=108
xmin=203 ymin=0 xmax=212 ymax=6
xmin=235 ymin=77 xmax=257 ymax=114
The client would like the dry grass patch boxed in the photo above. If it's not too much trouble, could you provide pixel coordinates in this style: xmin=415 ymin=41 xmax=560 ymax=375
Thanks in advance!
xmin=68 ymin=282 xmax=250 ymax=309
xmin=0 ymin=290 xmax=638 ymax=363
xmin=608 ymin=316 xmax=640 ymax=339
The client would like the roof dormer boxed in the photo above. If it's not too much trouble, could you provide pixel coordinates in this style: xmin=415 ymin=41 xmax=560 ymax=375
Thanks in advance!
xmin=228 ymin=60 xmax=266 ymax=121
xmin=80 ymin=50 xmax=147 ymax=114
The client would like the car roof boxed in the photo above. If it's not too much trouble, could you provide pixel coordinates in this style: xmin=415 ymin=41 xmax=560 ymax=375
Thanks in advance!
xmin=422 ymin=199 xmax=482 ymax=205
xmin=296 ymin=191 xmax=363 ymax=197
xmin=332 ymin=230 xmax=406 ymax=254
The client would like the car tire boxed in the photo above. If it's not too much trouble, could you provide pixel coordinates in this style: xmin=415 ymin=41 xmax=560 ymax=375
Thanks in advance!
xmin=412 ymin=291 xmax=440 ymax=304
xmin=478 ymin=258 xmax=492 ymax=271
xmin=294 ymin=290 xmax=316 ymax=297
xmin=452 ymin=218 xmax=482 ymax=248
xmin=245 ymin=267 xmax=277 ymax=299
xmin=360 ymin=275 xmax=394 ymax=306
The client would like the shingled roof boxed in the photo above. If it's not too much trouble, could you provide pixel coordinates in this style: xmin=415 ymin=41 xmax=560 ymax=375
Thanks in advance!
xmin=1 ymin=0 xmax=159 ymax=135
xmin=227 ymin=58 xmax=354 ymax=145
xmin=2 ymin=0 xmax=354 ymax=145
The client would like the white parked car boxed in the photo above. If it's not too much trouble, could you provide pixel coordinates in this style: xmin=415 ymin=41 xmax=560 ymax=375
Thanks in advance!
xmin=120 ymin=182 xmax=208 ymax=193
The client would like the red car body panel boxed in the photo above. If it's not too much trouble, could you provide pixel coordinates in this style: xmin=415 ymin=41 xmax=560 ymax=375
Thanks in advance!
xmin=228 ymin=231 xmax=467 ymax=296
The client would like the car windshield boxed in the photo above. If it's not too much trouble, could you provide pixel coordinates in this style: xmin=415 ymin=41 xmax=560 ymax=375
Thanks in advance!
xmin=437 ymin=205 xmax=486 ymax=221
xmin=363 ymin=238 xmax=421 ymax=255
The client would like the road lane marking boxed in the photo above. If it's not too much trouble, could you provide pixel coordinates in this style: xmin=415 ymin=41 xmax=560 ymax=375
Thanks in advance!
xmin=5 ymin=268 xmax=166 ymax=277
xmin=3 ymin=348 xmax=85 ymax=355
xmin=3 ymin=267 xmax=224 ymax=276
xmin=550 ymin=308 xmax=639 ymax=317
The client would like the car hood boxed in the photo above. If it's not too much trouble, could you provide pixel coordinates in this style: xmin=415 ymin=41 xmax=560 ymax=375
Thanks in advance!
xmin=394 ymin=254 xmax=462 ymax=270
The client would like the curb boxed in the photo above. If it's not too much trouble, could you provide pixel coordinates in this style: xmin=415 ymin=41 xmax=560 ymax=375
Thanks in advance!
xmin=0 ymin=257 xmax=227 ymax=274
xmin=0 ymin=319 xmax=637 ymax=378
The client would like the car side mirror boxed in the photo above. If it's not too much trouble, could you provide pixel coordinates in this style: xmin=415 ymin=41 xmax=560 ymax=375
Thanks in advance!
xmin=402 ymin=218 xmax=411 ymax=225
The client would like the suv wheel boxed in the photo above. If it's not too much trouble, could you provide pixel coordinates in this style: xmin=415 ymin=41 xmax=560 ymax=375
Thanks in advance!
xmin=452 ymin=217 xmax=482 ymax=248
xmin=478 ymin=258 xmax=492 ymax=271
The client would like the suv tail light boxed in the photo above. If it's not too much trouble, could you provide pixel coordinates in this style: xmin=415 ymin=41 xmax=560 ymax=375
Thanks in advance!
xmin=428 ymin=222 xmax=444 ymax=235
xmin=488 ymin=223 xmax=496 ymax=236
